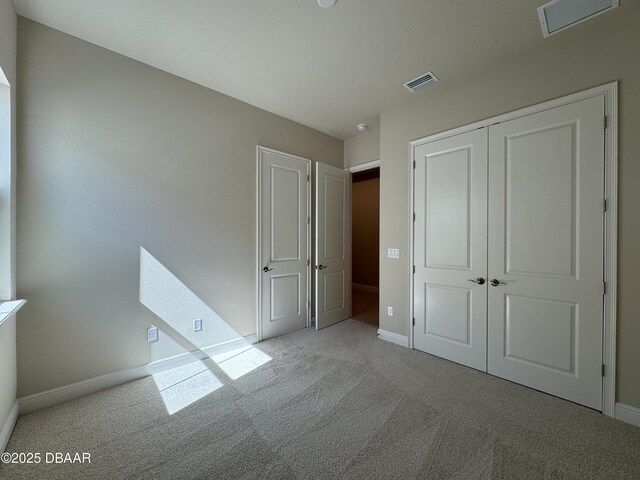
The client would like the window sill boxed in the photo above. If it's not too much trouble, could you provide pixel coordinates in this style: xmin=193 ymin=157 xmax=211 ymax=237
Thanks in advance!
xmin=0 ymin=300 xmax=26 ymax=328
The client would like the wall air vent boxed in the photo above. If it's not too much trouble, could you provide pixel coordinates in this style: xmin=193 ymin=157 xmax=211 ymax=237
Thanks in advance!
xmin=537 ymin=0 xmax=619 ymax=37
xmin=403 ymin=71 xmax=439 ymax=92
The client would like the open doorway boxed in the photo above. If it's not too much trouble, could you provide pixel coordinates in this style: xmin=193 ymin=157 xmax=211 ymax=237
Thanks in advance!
xmin=351 ymin=167 xmax=379 ymax=327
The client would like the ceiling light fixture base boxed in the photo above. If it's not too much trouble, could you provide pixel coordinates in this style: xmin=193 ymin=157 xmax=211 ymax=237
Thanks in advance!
xmin=317 ymin=0 xmax=337 ymax=8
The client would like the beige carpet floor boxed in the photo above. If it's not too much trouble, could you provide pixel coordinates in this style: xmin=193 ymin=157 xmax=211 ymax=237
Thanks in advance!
xmin=2 ymin=320 xmax=640 ymax=479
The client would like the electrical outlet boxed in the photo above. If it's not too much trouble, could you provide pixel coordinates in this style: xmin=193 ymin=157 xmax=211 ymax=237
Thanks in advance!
xmin=387 ymin=306 xmax=394 ymax=316
xmin=193 ymin=318 xmax=203 ymax=332
xmin=147 ymin=326 xmax=159 ymax=343
xmin=387 ymin=248 xmax=400 ymax=259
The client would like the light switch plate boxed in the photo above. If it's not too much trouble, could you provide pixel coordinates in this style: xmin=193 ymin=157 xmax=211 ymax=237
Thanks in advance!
xmin=387 ymin=248 xmax=400 ymax=259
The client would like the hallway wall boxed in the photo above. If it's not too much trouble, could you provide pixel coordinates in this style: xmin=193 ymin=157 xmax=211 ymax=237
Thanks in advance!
xmin=352 ymin=171 xmax=379 ymax=288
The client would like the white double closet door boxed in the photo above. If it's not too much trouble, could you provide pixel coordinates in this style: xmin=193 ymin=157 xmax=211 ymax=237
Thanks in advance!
xmin=413 ymin=96 xmax=605 ymax=410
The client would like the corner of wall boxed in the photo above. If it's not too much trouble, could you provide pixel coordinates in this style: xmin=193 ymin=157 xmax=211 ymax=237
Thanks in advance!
xmin=344 ymin=126 xmax=380 ymax=169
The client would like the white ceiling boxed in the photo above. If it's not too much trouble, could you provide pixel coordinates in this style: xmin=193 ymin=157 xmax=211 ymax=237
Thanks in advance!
xmin=9 ymin=0 xmax=618 ymax=139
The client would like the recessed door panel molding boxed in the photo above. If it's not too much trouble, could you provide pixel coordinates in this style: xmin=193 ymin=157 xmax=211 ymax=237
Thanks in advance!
xmin=257 ymin=147 xmax=310 ymax=341
xmin=425 ymin=146 xmax=472 ymax=270
xmin=323 ymin=271 xmax=345 ymax=313
xmin=271 ymin=165 xmax=301 ymax=262
xmin=315 ymin=162 xmax=351 ymax=329
xmin=270 ymin=274 xmax=301 ymax=321
xmin=424 ymin=284 xmax=471 ymax=346
xmin=411 ymin=84 xmax=617 ymax=414
xmin=505 ymin=122 xmax=577 ymax=279
xmin=505 ymin=294 xmax=577 ymax=375
xmin=413 ymin=129 xmax=488 ymax=371
xmin=323 ymin=174 xmax=346 ymax=260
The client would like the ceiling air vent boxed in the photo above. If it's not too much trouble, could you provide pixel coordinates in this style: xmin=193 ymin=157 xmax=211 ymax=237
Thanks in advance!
xmin=403 ymin=71 xmax=439 ymax=92
xmin=537 ymin=0 xmax=619 ymax=37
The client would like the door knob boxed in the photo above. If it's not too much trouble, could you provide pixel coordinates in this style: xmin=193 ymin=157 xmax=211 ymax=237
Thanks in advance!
xmin=468 ymin=278 xmax=485 ymax=285
xmin=317 ymin=265 xmax=327 ymax=270
xmin=490 ymin=279 xmax=506 ymax=287
xmin=263 ymin=266 xmax=274 ymax=273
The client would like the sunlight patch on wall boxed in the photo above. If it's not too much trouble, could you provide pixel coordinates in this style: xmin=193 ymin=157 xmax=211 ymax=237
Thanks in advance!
xmin=140 ymin=247 xmax=242 ymax=358
xmin=139 ymin=247 xmax=271 ymax=414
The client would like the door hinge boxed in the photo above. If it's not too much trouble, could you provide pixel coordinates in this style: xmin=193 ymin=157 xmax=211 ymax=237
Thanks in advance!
xmin=307 ymin=216 xmax=310 ymax=225
xmin=603 ymin=116 xmax=608 ymax=130
xmin=602 ymin=364 xmax=606 ymax=377
xmin=413 ymin=265 xmax=416 ymax=274
xmin=412 ymin=318 xmax=415 ymax=326
xmin=413 ymin=160 xmax=416 ymax=169
xmin=413 ymin=213 xmax=416 ymax=222
xmin=306 ymin=300 xmax=311 ymax=308
xmin=306 ymin=259 xmax=310 ymax=266
xmin=603 ymin=198 xmax=607 ymax=213
xmin=603 ymin=282 xmax=607 ymax=295
xmin=306 ymin=174 xmax=310 ymax=182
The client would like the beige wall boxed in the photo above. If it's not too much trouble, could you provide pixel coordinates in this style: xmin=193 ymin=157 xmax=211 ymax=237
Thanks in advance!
xmin=16 ymin=19 xmax=343 ymax=397
xmin=352 ymin=177 xmax=379 ymax=288
xmin=0 ymin=0 xmax=17 ymax=445
xmin=344 ymin=126 xmax=380 ymax=168
xmin=378 ymin=3 xmax=640 ymax=408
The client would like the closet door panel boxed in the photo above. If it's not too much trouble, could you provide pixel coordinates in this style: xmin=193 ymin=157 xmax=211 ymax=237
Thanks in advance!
xmin=487 ymin=95 xmax=605 ymax=410
xmin=413 ymin=129 xmax=488 ymax=371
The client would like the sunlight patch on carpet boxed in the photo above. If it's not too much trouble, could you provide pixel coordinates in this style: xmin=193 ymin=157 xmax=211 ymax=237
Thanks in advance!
xmin=152 ymin=361 xmax=224 ymax=415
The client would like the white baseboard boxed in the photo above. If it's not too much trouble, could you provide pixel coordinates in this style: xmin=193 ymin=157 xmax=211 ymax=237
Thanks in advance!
xmin=615 ymin=403 xmax=640 ymax=428
xmin=0 ymin=400 xmax=18 ymax=452
xmin=243 ymin=334 xmax=258 ymax=345
xmin=376 ymin=328 xmax=409 ymax=348
xmin=18 ymin=334 xmax=258 ymax=415
xmin=352 ymin=283 xmax=379 ymax=294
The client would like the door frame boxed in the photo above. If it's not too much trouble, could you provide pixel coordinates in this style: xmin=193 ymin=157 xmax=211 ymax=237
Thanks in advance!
xmin=408 ymin=82 xmax=618 ymax=417
xmin=256 ymin=146 xmax=312 ymax=342
xmin=346 ymin=159 xmax=381 ymax=322
xmin=347 ymin=159 xmax=381 ymax=174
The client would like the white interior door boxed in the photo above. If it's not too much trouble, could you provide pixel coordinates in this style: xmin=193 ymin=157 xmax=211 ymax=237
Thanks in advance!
xmin=487 ymin=96 xmax=605 ymax=410
xmin=315 ymin=162 xmax=351 ymax=329
xmin=413 ymin=129 xmax=488 ymax=371
xmin=258 ymin=147 xmax=310 ymax=340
